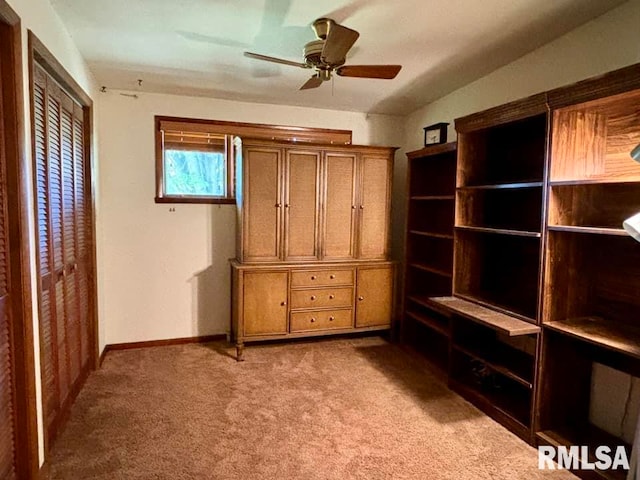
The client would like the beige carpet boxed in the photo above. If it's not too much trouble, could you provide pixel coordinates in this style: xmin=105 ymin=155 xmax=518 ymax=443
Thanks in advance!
xmin=45 ymin=337 xmax=576 ymax=479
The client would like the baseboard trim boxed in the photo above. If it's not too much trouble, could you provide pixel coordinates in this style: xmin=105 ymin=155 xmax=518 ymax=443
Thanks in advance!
xmin=104 ymin=334 xmax=227 ymax=354
xmin=38 ymin=459 xmax=50 ymax=479
xmin=98 ymin=346 xmax=108 ymax=367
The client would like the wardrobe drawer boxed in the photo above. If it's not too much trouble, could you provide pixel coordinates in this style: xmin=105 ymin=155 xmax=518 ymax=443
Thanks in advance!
xmin=290 ymin=269 xmax=354 ymax=288
xmin=290 ymin=309 xmax=353 ymax=332
xmin=290 ymin=287 xmax=353 ymax=309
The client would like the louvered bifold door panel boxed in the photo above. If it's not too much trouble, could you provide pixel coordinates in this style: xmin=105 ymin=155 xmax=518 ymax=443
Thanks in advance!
xmin=47 ymin=83 xmax=70 ymax=408
xmin=0 ymin=63 xmax=17 ymax=478
xmin=73 ymin=108 xmax=90 ymax=370
xmin=34 ymin=63 xmax=93 ymax=448
xmin=33 ymin=69 xmax=60 ymax=429
xmin=61 ymin=102 xmax=80 ymax=387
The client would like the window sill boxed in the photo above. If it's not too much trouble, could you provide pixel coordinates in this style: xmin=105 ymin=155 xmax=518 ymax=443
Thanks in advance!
xmin=154 ymin=196 xmax=236 ymax=205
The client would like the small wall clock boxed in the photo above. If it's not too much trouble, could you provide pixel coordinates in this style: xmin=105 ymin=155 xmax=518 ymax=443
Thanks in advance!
xmin=423 ymin=122 xmax=449 ymax=146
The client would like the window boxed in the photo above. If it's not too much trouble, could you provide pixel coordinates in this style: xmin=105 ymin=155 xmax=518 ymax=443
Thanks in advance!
xmin=155 ymin=119 xmax=237 ymax=204
xmin=155 ymin=115 xmax=353 ymax=204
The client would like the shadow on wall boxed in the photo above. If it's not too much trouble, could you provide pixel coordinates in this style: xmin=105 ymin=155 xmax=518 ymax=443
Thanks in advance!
xmin=189 ymin=204 xmax=237 ymax=337
xmin=191 ymin=265 xmax=223 ymax=337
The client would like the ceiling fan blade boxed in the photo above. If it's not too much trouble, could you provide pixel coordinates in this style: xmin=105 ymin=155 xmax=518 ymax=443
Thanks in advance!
xmin=336 ymin=65 xmax=402 ymax=79
xmin=244 ymin=51 xmax=310 ymax=69
xmin=321 ymin=23 xmax=359 ymax=64
xmin=300 ymin=75 xmax=323 ymax=90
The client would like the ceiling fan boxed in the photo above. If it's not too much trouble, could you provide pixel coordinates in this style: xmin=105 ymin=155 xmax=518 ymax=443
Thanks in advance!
xmin=244 ymin=17 xmax=402 ymax=90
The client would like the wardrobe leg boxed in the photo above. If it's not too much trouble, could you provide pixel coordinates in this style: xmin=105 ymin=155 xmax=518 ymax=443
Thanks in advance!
xmin=236 ymin=342 xmax=245 ymax=362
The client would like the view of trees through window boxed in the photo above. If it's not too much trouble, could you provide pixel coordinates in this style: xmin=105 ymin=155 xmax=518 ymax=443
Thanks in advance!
xmin=164 ymin=149 xmax=226 ymax=196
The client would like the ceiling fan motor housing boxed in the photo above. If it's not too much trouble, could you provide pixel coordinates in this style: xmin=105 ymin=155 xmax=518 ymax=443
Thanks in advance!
xmin=304 ymin=39 xmax=346 ymax=69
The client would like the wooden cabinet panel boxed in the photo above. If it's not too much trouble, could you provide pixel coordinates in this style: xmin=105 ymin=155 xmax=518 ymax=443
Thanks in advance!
xmin=290 ymin=287 xmax=353 ymax=310
xmin=285 ymin=150 xmax=319 ymax=261
xmin=290 ymin=269 xmax=353 ymax=288
xmin=355 ymin=267 xmax=393 ymax=327
xmin=243 ymin=147 xmax=282 ymax=262
xmin=358 ymin=155 xmax=391 ymax=259
xmin=323 ymin=153 xmax=357 ymax=260
xmin=290 ymin=309 xmax=353 ymax=332
xmin=242 ymin=271 xmax=288 ymax=336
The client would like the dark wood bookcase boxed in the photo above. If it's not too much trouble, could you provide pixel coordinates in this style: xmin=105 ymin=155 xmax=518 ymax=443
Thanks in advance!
xmin=536 ymin=83 xmax=640 ymax=480
xmin=425 ymin=97 xmax=549 ymax=442
xmin=402 ymin=142 xmax=457 ymax=373
xmin=401 ymin=65 xmax=640 ymax=477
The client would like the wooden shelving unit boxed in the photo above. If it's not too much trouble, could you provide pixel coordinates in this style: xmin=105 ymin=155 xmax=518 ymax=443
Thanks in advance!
xmin=537 ymin=86 xmax=640 ymax=479
xmin=402 ymin=143 xmax=457 ymax=373
xmin=400 ymin=65 xmax=640 ymax=476
xmin=427 ymin=96 xmax=549 ymax=443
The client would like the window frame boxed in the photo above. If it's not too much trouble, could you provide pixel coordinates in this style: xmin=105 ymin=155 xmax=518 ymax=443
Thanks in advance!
xmin=154 ymin=116 xmax=352 ymax=204
xmin=155 ymin=119 xmax=236 ymax=204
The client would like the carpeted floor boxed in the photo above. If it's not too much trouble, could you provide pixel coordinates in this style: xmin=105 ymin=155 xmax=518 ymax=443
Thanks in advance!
xmin=45 ymin=337 xmax=576 ymax=479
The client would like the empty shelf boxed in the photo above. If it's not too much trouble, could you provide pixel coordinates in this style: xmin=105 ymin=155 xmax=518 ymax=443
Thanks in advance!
xmin=546 ymin=317 xmax=640 ymax=360
xmin=456 ymin=225 xmax=541 ymax=238
xmin=547 ymin=225 xmax=629 ymax=236
xmin=429 ymin=296 xmax=540 ymax=336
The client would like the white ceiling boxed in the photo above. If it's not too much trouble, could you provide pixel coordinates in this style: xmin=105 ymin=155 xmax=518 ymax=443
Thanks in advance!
xmin=50 ymin=0 xmax=627 ymax=115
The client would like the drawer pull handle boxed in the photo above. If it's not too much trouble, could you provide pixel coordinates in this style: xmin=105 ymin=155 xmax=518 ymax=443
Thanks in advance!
xmin=310 ymin=317 xmax=316 ymax=323
xmin=329 ymin=294 xmax=335 ymax=300
xmin=329 ymin=274 xmax=336 ymax=279
xmin=275 ymin=203 xmax=281 ymax=208
xmin=360 ymin=205 xmax=364 ymax=209
xmin=280 ymin=301 xmax=287 ymax=306
xmin=329 ymin=316 xmax=335 ymax=322
xmin=358 ymin=296 xmax=364 ymax=301
xmin=310 ymin=295 xmax=316 ymax=301
xmin=311 ymin=275 xmax=316 ymax=280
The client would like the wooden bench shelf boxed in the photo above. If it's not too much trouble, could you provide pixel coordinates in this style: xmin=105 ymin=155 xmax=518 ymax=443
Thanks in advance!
xmin=430 ymin=296 xmax=540 ymax=336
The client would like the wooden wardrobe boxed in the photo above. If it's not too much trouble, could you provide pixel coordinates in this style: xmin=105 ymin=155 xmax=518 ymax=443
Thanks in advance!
xmin=231 ymin=140 xmax=396 ymax=360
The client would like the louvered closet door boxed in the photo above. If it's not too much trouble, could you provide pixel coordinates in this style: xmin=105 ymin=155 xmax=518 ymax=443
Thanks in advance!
xmin=0 ymin=51 xmax=18 ymax=480
xmin=73 ymin=104 xmax=91 ymax=370
xmin=33 ymin=64 xmax=92 ymax=445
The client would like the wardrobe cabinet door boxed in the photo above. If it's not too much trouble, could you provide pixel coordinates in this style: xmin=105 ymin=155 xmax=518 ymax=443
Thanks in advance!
xmin=242 ymin=271 xmax=289 ymax=336
xmin=243 ymin=147 xmax=283 ymax=262
xmin=355 ymin=266 xmax=394 ymax=327
xmin=357 ymin=155 xmax=392 ymax=259
xmin=323 ymin=153 xmax=357 ymax=260
xmin=284 ymin=150 xmax=320 ymax=261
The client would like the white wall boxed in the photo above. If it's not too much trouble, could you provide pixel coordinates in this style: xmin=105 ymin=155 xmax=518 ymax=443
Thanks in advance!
xmin=400 ymin=0 xmax=640 ymax=446
xmin=97 ymin=91 xmax=404 ymax=346
xmin=6 ymin=0 xmax=99 ymax=465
